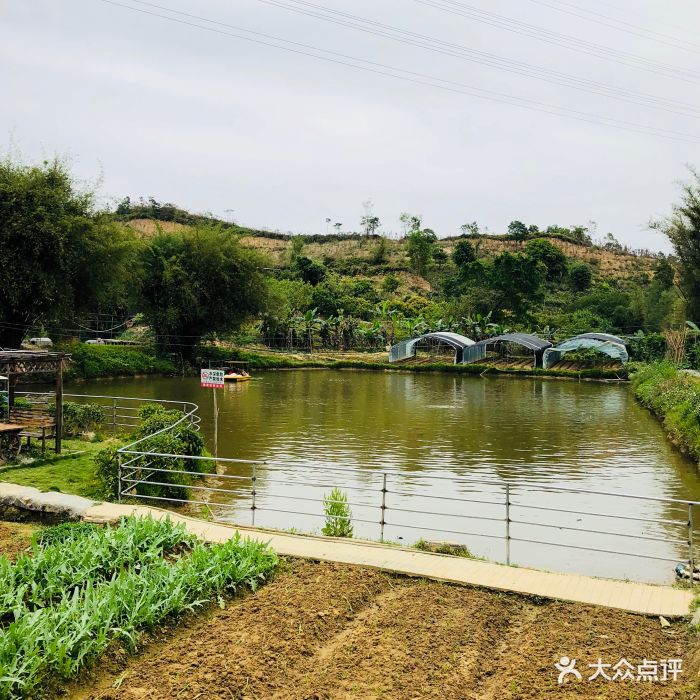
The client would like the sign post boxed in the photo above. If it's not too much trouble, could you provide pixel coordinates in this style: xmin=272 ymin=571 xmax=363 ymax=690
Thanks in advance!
xmin=200 ymin=369 xmax=224 ymax=459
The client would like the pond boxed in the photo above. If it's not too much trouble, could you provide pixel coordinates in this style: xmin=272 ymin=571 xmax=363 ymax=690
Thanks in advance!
xmin=68 ymin=370 xmax=700 ymax=583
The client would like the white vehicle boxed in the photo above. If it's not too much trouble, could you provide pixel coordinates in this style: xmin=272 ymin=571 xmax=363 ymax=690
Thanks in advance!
xmin=28 ymin=337 xmax=52 ymax=347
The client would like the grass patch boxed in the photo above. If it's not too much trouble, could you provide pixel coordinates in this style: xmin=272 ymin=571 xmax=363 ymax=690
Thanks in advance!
xmin=0 ymin=516 xmax=277 ymax=699
xmin=631 ymin=362 xmax=700 ymax=463
xmin=0 ymin=439 xmax=114 ymax=499
xmin=60 ymin=341 xmax=177 ymax=380
xmin=413 ymin=538 xmax=476 ymax=558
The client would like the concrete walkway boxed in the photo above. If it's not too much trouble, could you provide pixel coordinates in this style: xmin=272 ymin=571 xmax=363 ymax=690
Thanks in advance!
xmin=80 ymin=501 xmax=695 ymax=618
xmin=0 ymin=482 xmax=692 ymax=617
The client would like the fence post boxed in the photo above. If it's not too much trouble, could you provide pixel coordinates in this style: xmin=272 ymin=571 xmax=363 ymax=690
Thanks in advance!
xmin=689 ymin=503 xmax=694 ymax=577
xmin=112 ymin=398 xmax=117 ymax=431
xmin=380 ymin=473 xmax=387 ymax=542
xmin=117 ymin=452 xmax=122 ymax=503
xmin=505 ymin=483 xmax=511 ymax=566
xmin=251 ymin=463 xmax=257 ymax=527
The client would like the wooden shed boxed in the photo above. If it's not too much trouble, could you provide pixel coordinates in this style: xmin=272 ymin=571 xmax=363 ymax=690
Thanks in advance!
xmin=0 ymin=350 xmax=71 ymax=454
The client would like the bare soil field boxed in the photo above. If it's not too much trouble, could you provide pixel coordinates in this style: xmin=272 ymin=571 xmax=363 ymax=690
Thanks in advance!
xmin=68 ymin=559 xmax=699 ymax=700
xmin=0 ymin=520 xmax=36 ymax=559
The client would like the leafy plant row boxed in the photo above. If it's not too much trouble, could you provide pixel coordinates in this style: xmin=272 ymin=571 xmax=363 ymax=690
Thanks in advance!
xmin=0 ymin=517 xmax=195 ymax=620
xmin=0 ymin=520 xmax=277 ymax=699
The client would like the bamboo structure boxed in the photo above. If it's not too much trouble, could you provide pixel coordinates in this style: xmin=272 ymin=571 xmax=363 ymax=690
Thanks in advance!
xmin=664 ymin=328 xmax=688 ymax=364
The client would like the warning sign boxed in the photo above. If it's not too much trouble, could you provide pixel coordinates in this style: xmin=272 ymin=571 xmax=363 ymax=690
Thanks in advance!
xmin=200 ymin=369 xmax=224 ymax=389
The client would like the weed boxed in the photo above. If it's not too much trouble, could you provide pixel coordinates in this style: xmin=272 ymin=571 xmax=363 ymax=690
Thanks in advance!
xmin=321 ymin=487 xmax=353 ymax=538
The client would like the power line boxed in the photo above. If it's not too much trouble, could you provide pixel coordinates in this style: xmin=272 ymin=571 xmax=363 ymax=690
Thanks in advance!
xmin=97 ymin=0 xmax=700 ymax=144
xmin=523 ymin=0 xmax=700 ymax=53
xmin=254 ymin=0 xmax=700 ymax=118
xmin=413 ymin=0 xmax=700 ymax=84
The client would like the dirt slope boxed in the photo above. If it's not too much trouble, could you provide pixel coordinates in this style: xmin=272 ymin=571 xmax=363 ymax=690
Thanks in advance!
xmin=70 ymin=559 xmax=697 ymax=700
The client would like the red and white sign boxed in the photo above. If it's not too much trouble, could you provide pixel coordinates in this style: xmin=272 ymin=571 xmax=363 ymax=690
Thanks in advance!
xmin=200 ymin=369 xmax=224 ymax=389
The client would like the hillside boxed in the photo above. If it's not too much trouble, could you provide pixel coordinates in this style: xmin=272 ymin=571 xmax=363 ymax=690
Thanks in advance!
xmin=112 ymin=205 xmax=679 ymax=349
xmin=124 ymin=217 xmax=660 ymax=290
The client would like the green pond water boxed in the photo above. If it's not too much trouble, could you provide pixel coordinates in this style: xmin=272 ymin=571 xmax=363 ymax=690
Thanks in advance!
xmin=68 ymin=370 xmax=700 ymax=583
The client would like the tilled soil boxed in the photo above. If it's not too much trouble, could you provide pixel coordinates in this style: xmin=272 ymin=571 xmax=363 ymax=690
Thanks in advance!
xmin=71 ymin=559 xmax=699 ymax=700
xmin=0 ymin=521 xmax=35 ymax=559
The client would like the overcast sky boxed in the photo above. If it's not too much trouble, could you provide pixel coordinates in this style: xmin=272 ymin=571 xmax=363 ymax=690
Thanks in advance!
xmin=2 ymin=0 xmax=699 ymax=251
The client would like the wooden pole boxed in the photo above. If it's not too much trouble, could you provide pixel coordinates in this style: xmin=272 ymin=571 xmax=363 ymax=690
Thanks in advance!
xmin=55 ymin=361 xmax=63 ymax=454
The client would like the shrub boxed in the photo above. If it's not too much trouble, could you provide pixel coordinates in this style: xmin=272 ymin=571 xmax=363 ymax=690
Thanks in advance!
xmin=60 ymin=401 xmax=105 ymax=436
xmin=321 ymin=487 xmax=353 ymax=538
xmin=96 ymin=404 xmax=206 ymax=500
xmin=568 ymin=262 xmax=593 ymax=292
xmin=62 ymin=342 xmax=177 ymax=379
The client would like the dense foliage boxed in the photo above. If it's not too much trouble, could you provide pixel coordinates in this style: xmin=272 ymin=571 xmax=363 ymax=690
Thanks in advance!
xmin=60 ymin=401 xmax=105 ymax=437
xmin=0 ymin=517 xmax=277 ymax=699
xmin=63 ymin=341 xmax=177 ymax=378
xmin=0 ymin=158 xmax=140 ymax=348
xmin=140 ymin=224 xmax=268 ymax=359
xmin=96 ymin=403 xmax=206 ymax=499
xmin=658 ymin=169 xmax=700 ymax=320
xmin=631 ymin=363 xmax=700 ymax=462
xmin=6 ymin=157 xmax=698 ymax=362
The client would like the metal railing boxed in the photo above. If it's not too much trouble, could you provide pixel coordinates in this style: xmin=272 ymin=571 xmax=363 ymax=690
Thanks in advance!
xmin=29 ymin=390 xmax=700 ymax=583
xmin=115 ymin=449 xmax=700 ymax=583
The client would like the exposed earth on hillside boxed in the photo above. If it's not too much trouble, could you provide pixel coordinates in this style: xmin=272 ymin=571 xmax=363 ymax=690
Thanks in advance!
xmin=68 ymin=559 xmax=699 ymax=700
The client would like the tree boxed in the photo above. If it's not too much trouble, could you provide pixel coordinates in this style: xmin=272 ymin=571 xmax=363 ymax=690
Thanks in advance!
xmin=139 ymin=225 xmax=268 ymax=359
xmin=406 ymin=228 xmax=437 ymax=276
xmin=490 ymin=252 xmax=545 ymax=319
xmin=294 ymin=256 xmax=326 ymax=286
xmin=507 ymin=220 xmax=529 ymax=242
xmin=288 ymin=235 xmax=304 ymax=264
xmin=399 ymin=212 xmax=422 ymax=234
xmin=370 ymin=236 xmax=388 ymax=264
xmin=361 ymin=214 xmax=381 ymax=236
xmin=568 ymin=262 xmax=593 ymax=292
xmin=432 ymin=247 xmax=448 ymax=267
xmin=659 ymin=170 xmax=700 ymax=317
xmin=525 ymin=238 xmax=568 ymax=281
xmin=0 ymin=158 xmax=140 ymax=348
xmin=460 ymin=221 xmax=479 ymax=236
xmin=452 ymin=239 xmax=477 ymax=269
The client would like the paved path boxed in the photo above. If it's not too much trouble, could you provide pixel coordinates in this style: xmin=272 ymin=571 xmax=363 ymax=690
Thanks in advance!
xmin=82 ymin=501 xmax=695 ymax=618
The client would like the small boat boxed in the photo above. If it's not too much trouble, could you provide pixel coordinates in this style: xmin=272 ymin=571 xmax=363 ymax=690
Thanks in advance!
xmin=675 ymin=561 xmax=700 ymax=581
xmin=223 ymin=361 xmax=252 ymax=382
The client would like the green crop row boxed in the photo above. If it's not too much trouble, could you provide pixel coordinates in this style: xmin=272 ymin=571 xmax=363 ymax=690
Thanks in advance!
xmin=0 ymin=519 xmax=277 ymax=699
xmin=0 ymin=517 xmax=196 ymax=619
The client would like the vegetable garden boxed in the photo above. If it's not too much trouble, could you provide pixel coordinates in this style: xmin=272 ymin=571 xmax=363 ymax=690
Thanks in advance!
xmin=0 ymin=517 xmax=278 ymax=699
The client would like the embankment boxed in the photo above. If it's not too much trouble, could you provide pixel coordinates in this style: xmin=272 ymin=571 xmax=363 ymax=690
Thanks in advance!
xmin=631 ymin=362 xmax=700 ymax=463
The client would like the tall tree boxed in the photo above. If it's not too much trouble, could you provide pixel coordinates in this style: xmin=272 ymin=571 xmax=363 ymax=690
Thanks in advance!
xmin=406 ymin=228 xmax=437 ymax=276
xmin=507 ymin=220 xmax=529 ymax=242
xmin=0 ymin=158 xmax=139 ymax=348
xmin=525 ymin=238 xmax=568 ymax=280
xmin=490 ymin=252 xmax=545 ymax=319
xmin=659 ymin=170 xmax=700 ymax=319
xmin=139 ymin=225 xmax=268 ymax=359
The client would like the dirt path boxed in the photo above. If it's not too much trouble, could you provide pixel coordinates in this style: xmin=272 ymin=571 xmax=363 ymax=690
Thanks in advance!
xmin=70 ymin=560 xmax=698 ymax=700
